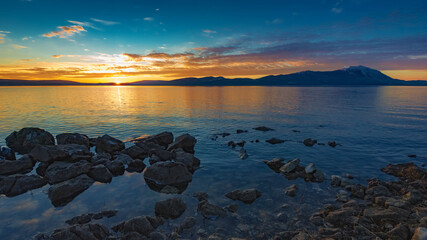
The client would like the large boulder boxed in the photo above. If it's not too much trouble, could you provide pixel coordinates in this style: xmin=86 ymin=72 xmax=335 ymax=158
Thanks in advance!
xmin=95 ymin=135 xmax=125 ymax=153
xmin=0 ymin=146 xmax=15 ymax=160
xmin=0 ymin=174 xmax=47 ymax=197
xmin=45 ymin=160 xmax=92 ymax=184
xmin=30 ymin=144 xmax=92 ymax=163
xmin=172 ymin=148 xmax=200 ymax=172
xmin=197 ymin=200 xmax=227 ymax=218
xmin=280 ymin=158 xmax=300 ymax=173
xmin=144 ymin=161 xmax=192 ymax=193
xmin=113 ymin=216 xmax=163 ymax=237
xmin=56 ymin=133 xmax=90 ymax=148
xmin=121 ymin=145 xmax=148 ymax=159
xmin=0 ymin=154 xmax=35 ymax=175
xmin=47 ymin=223 xmax=110 ymax=240
xmin=225 ymin=188 xmax=262 ymax=204
xmin=48 ymin=174 xmax=95 ymax=207
xmin=5 ymin=127 xmax=55 ymax=154
xmin=264 ymin=158 xmax=285 ymax=173
xmin=106 ymin=160 xmax=125 ymax=176
xmin=167 ymin=134 xmax=197 ymax=154
xmin=381 ymin=162 xmax=426 ymax=181
xmin=154 ymin=197 xmax=187 ymax=219
xmin=135 ymin=132 xmax=174 ymax=148
xmin=88 ymin=165 xmax=113 ymax=183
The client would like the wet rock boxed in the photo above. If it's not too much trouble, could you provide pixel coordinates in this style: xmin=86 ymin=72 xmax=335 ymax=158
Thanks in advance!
xmin=66 ymin=214 xmax=93 ymax=225
xmin=266 ymin=138 xmax=285 ymax=144
xmin=238 ymin=148 xmax=248 ymax=159
xmin=303 ymin=138 xmax=317 ymax=147
xmin=179 ymin=217 xmax=196 ymax=232
xmin=0 ymin=146 xmax=15 ymax=160
xmin=236 ymin=129 xmax=248 ymax=134
xmin=365 ymin=185 xmax=392 ymax=198
xmin=155 ymin=197 xmax=186 ymax=219
xmin=90 ymin=153 xmax=111 ymax=165
xmin=325 ymin=208 xmax=356 ymax=226
xmin=193 ymin=192 xmax=209 ymax=201
xmin=225 ymin=203 xmax=239 ymax=213
xmin=388 ymin=223 xmax=410 ymax=240
xmin=225 ymin=188 xmax=262 ymax=204
xmin=331 ymin=175 xmax=343 ymax=187
xmin=121 ymin=145 xmax=147 ymax=159
xmin=48 ymin=223 xmax=110 ymax=240
xmin=412 ymin=227 xmax=427 ymax=240
xmin=5 ymin=127 xmax=55 ymax=154
xmin=285 ymin=184 xmax=298 ymax=197
xmin=167 ymin=134 xmax=197 ymax=154
xmin=198 ymin=200 xmax=227 ymax=218
xmin=276 ymin=212 xmax=288 ymax=222
xmin=336 ymin=190 xmax=350 ymax=202
xmin=149 ymin=232 xmax=167 ymax=240
xmin=106 ymin=160 xmax=125 ymax=176
xmin=279 ymin=158 xmax=300 ymax=173
xmin=30 ymin=144 xmax=92 ymax=163
xmin=95 ymin=135 xmax=125 ymax=154
xmin=113 ymin=154 xmax=133 ymax=165
xmin=173 ymin=148 xmax=200 ymax=172
xmin=1 ymin=174 xmax=47 ymax=197
xmin=363 ymin=207 xmax=401 ymax=224
xmin=135 ymin=132 xmax=174 ymax=148
xmin=264 ymin=158 xmax=285 ymax=173
xmin=160 ymin=185 xmax=180 ymax=194
xmin=227 ymin=141 xmax=236 ymax=148
xmin=0 ymin=154 xmax=35 ymax=175
xmin=215 ymin=133 xmax=231 ymax=138
xmin=328 ymin=141 xmax=337 ymax=147
xmin=88 ymin=165 xmax=113 ymax=183
xmin=236 ymin=140 xmax=246 ymax=147
xmin=56 ymin=133 xmax=90 ymax=148
xmin=45 ymin=160 xmax=92 ymax=184
xmin=48 ymin=174 xmax=95 ymax=207
xmin=113 ymin=216 xmax=163 ymax=237
xmin=381 ymin=162 xmax=426 ymax=181
xmin=144 ymin=161 xmax=192 ymax=193
xmin=127 ymin=159 xmax=146 ymax=173
xmin=408 ymin=154 xmax=417 ymax=158
xmin=36 ymin=162 xmax=49 ymax=177
xmin=403 ymin=190 xmax=423 ymax=204
xmin=253 ymin=126 xmax=274 ymax=131
xmin=313 ymin=170 xmax=325 ymax=182
xmin=304 ymin=163 xmax=316 ymax=174
xmin=345 ymin=173 xmax=354 ymax=179
xmin=149 ymin=149 xmax=173 ymax=162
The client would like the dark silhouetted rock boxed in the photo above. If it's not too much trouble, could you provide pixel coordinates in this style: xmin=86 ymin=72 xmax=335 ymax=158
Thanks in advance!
xmin=106 ymin=160 xmax=125 ymax=176
xmin=135 ymin=132 xmax=174 ymax=148
xmin=225 ymin=204 xmax=239 ymax=213
xmin=253 ymin=126 xmax=274 ymax=131
xmin=328 ymin=141 xmax=337 ymax=147
xmin=198 ymin=200 xmax=227 ymax=218
xmin=172 ymin=148 xmax=200 ymax=172
xmin=1 ymin=174 xmax=47 ymax=197
xmin=266 ymin=138 xmax=285 ymax=144
xmin=126 ymin=159 xmax=146 ymax=173
xmin=236 ymin=129 xmax=248 ymax=134
xmin=0 ymin=154 xmax=35 ymax=175
xmin=236 ymin=140 xmax=246 ymax=147
xmin=48 ymin=174 xmax=95 ymax=207
xmin=167 ymin=134 xmax=197 ymax=154
xmin=381 ymin=162 xmax=426 ymax=181
xmin=303 ymin=138 xmax=317 ymax=146
xmin=279 ymin=158 xmax=300 ymax=173
xmin=225 ymin=188 xmax=262 ymax=204
xmin=36 ymin=162 xmax=49 ymax=177
xmin=179 ymin=217 xmax=197 ymax=232
xmin=113 ymin=216 xmax=163 ymax=237
xmin=56 ymin=133 xmax=90 ymax=148
xmin=121 ymin=145 xmax=147 ymax=159
xmin=149 ymin=149 xmax=173 ymax=162
xmin=113 ymin=154 xmax=133 ymax=165
xmin=5 ymin=127 xmax=55 ymax=154
xmin=227 ymin=141 xmax=236 ymax=148
xmin=95 ymin=135 xmax=125 ymax=153
xmin=144 ymin=161 xmax=192 ymax=193
xmin=0 ymin=146 xmax=15 ymax=160
xmin=264 ymin=158 xmax=285 ymax=173
xmin=285 ymin=184 xmax=298 ymax=197
xmin=45 ymin=160 xmax=92 ymax=184
xmin=90 ymin=153 xmax=110 ymax=165
xmin=48 ymin=223 xmax=110 ymax=240
xmin=239 ymin=148 xmax=248 ymax=159
xmin=154 ymin=197 xmax=187 ymax=219
xmin=408 ymin=154 xmax=417 ymax=158
xmin=193 ymin=192 xmax=209 ymax=201
xmin=30 ymin=144 xmax=92 ymax=163
xmin=89 ymin=165 xmax=113 ymax=183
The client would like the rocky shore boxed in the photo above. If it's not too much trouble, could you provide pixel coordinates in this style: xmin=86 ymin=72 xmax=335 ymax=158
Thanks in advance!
xmin=0 ymin=127 xmax=426 ymax=239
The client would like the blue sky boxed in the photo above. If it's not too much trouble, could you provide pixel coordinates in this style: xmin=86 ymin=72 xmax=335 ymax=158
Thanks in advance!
xmin=0 ymin=0 xmax=426 ymax=82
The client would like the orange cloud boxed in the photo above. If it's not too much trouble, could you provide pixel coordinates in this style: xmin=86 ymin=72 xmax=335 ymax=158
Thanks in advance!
xmin=52 ymin=55 xmax=64 ymax=58
xmin=43 ymin=25 xmax=86 ymax=38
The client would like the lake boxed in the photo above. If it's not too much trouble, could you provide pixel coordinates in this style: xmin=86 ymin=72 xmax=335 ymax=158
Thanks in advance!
xmin=0 ymin=86 xmax=426 ymax=239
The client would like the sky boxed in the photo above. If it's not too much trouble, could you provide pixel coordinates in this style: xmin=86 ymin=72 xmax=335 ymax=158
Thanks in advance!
xmin=0 ymin=0 xmax=426 ymax=83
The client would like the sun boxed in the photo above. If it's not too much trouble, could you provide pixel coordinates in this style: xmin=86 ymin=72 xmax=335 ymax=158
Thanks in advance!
xmin=115 ymin=81 xmax=121 ymax=85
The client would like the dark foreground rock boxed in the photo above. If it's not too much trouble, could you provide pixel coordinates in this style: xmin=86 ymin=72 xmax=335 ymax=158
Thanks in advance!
xmin=167 ymin=134 xmax=197 ymax=154
xmin=5 ymin=127 xmax=55 ymax=154
xmin=303 ymin=138 xmax=317 ymax=146
xmin=0 ymin=146 xmax=15 ymax=160
xmin=172 ymin=148 xmax=200 ymax=172
xmin=154 ymin=197 xmax=187 ymax=219
xmin=112 ymin=216 xmax=164 ymax=237
xmin=65 ymin=210 xmax=118 ymax=225
xmin=381 ymin=162 xmax=426 ymax=181
xmin=264 ymin=158 xmax=285 ymax=173
xmin=285 ymin=184 xmax=298 ymax=197
xmin=253 ymin=126 xmax=274 ymax=131
xmin=266 ymin=138 xmax=285 ymax=144
xmin=30 ymin=144 xmax=92 ymax=163
xmin=0 ymin=154 xmax=35 ymax=175
xmin=56 ymin=133 xmax=90 ymax=148
xmin=88 ymin=164 xmax=113 ymax=183
xmin=198 ymin=200 xmax=227 ymax=219
xmin=42 ymin=223 xmax=110 ymax=240
xmin=144 ymin=161 xmax=192 ymax=193
xmin=48 ymin=174 xmax=95 ymax=207
xmin=225 ymin=188 xmax=262 ymax=204
xmin=45 ymin=160 xmax=92 ymax=184
xmin=95 ymin=134 xmax=125 ymax=153
xmin=0 ymin=174 xmax=47 ymax=197
xmin=134 ymin=131 xmax=174 ymax=148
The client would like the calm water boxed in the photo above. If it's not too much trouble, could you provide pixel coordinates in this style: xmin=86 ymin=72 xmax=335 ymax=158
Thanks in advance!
xmin=0 ymin=86 xmax=426 ymax=239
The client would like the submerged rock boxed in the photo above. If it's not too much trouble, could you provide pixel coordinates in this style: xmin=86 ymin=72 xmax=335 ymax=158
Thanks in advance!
xmin=198 ymin=200 xmax=227 ymax=218
xmin=167 ymin=134 xmax=197 ymax=154
xmin=113 ymin=216 xmax=163 ymax=237
xmin=56 ymin=133 xmax=90 ymax=148
xmin=48 ymin=174 xmax=95 ymax=207
xmin=305 ymin=163 xmax=317 ymax=174
xmin=154 ymin=197 xmax=187 ymax=219
xmin=328 ymin=141 xmax=337 ymax=147
xmin=303 ymin=138 xmax=317 ymax=147
xmin=264 ymin=158 xmax=285 ymax=173
xmin=285 ymin=184 xmax=298 ymax=197
xmin=144 ymin=161 xmax=192 ymax=193
xmin=238 ymin=148 xmax=248 ymax=160
xmin=236 ymin=129 xmax=248 ymax=134
xmin=236 ymin=140 xmax=246 ymax=147
xmin=95 ymin=134 xmax=125 ymax=153
xmin=225 ymin=188 xmax=262 ymax=204
xmin=253 ymin=126 xmax=274 ymax=132
xmin=45 ymin=160 xmax=92 ymax=184
xmin=266 ymin=138 xmax=285 ymax=144
xmin=279 ymin=158 xmax=300 ymax=173
xmin=46 ymin=223 xmax=110 ymax=240
xmin=0 ymin=154 xmax=35 ymax=175
xmin=5 ymin=127 xmax=55 ymax=154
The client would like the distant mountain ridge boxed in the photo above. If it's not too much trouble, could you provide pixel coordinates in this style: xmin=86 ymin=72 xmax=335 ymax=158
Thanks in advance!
xmin=1 ymin=66 xmax=426 ymax=86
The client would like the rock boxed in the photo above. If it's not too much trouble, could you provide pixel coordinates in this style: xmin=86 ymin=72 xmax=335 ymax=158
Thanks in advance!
xmin=135 ymin=132 xmax=174 ymax=148
xmin=365 ymin=185 xmax=392 ymax=197
xmin=363 ymin=207 xmax=401 ymax=224
xmin=127 ymin=159 xmax=146 ymax=173
xmin=253 ymin=126 xmax=274 ymax=131
xmin=56 ymin=133 xmax=90 ymax=148
xmin=336 ymin=190 xmax=350 ymax=202
xmin=325 ymin=208 xmax=356 ymax=226
xmin=388 ymin=224 xmax=410 ymax=240
xmin=167 ymin=134 xmax=197 ymax=154
xmin=160 ymin=185 xmax=180 ymax=194
xmin=45 ymin=160 xmax=92 ymax=184
xmin=30 ymin=144 xmax=92 ymax=163
xmin=215 ymin=133 xmax=230 ymax=138
xmin=345 ymin=173 xmax=354 ymax=179
xmin=172 ymin=148 xmax=200 ymax=172
xmin=303 ymin=138 xmax=317 ymax=147
xmin=1 ymin=174 xmax=47 ymax=197
xmin=5 ymin=127 xmax=55 ymax=154
xmin=95 ymin=135 xmax=125 ymax=154
xmin=48 ymin=223 xmax=110 ymax=240
xmin=238 ymin=148 xmax=248 ymax=160
xmin=144 ymin=161 xmax=192 ymax=193
xmin=331 ymin=175 xmax=342 ymax=187
xmin=88 ymin=165 xmax=113 ymax=183
xmin=313 ymin=169 xmax=325 ymax=182
xmin=36 ymin=162 xmax=49 ymax=177
xmin=236 ymin=140 xmax=246 ymax=147
xmin=48 ymin=174 xmax=95 ymax=207
xmin=280 ymin=158 xmax=300 ymax=173
xmin=276 ymin=212 xmax=288 ymax=222
xmin=154 ymin=197 xmax=187 ymax=219
xmin=285 ymin=184 xmax=298 ymax=197
xmin=403 ymin=190 xmax=423 ymax=204
xmin=328 ymin=141 xmax=337 ymax=147
xmin=106 ymin=160 xmax=125 ymax=176
xmin=198 ymin=200 xmax=227 ymax=218
xmin=149 ymin=149 xmax=173 ymax=162
xmin=266 ymin=138 xmax=285 ymax=144
xmin=193 ymin=192 xmax=209 ymax=201
xmin=304 ymin=163 xmax=316 ymax=174
xmin=121 ymin=145 xmax=147 ymax=159
xmin=113 ymin=154 xmax=133 ymax=165
xmin=113 ymin=216 xmax=163 ymax=237
xmin=0 ymin=146 xmax=15 ymax=160
xmin=225 ymin=204 xmax=239 ymax=213
xmin=408 ymin=154 xmax=417 ymax=158
xmin=227 ymin=141 xmax=236 ymax=148
xmin=225 ymin=188 xmax=262 ymax=204
xmin=0 ymin=154 xmax=35 ymax=175
xmin=236 ymin=130 xmax=248 ymax=134
xmin=264 ymin=158 xmax=285 ymax=173
xmin=90 ymin=153 xmax=111 ymax=165
xmin=179 ymin=217 xmax=197 ymax=231
xmin=412 ymin=227 xmax=427 ymax=240
xmin=66 ymin=214 xmax=93 ymax=225
xmin=381 ymin=162 xmax=426 ymax=181
xmin=149 ymin=232 xmax=167 ymax=240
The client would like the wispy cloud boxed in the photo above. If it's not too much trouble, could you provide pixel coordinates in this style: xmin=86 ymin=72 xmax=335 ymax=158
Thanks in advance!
xmin=144 ymin=17 xmax=154 ymax=21
xmin=0 ymin=31 xmax=11 ymax=43
xmin=91 ymin=18 xmax=119 ymax=25
xmin=68 ymin=20 xmax=99 ymax=30
xmin=43 ymin=25 xmax=86 ymax=38
xmin=52 ymin=55 xmax=64 ymax=58
xmin=11 ymin=44 xmax=27 ymax=49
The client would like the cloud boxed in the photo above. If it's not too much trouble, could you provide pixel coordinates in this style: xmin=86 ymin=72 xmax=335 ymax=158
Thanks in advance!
xmin=52 ymin=55 xmax=64 ymax=58
xmin=68 ymin=20 xmax=100 ymax=30
xmin=0 ymin=31 xmax=11 ymax=43
xmin=331 ymin=8 xmax=342 ymax=13
xmin=91 ymin=18 xmax=119 ymax=25
xmin=203 ymin=29 xmax=216 ymax=34
xmin=43 ymin=25 xmax=86 ymax=38
xmin=11 ymin=44 xmax=27 ymax=49
xmin=144 ymin=17 xmax=154 ymax=21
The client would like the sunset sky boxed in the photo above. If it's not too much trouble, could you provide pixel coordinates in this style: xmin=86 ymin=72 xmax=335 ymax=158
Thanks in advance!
xmin=0 ymin=0 xmax=426 ymax=83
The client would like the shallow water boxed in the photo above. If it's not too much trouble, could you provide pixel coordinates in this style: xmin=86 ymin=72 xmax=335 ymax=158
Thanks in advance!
xmin=0 ymin=86 xmax=426 ymax=239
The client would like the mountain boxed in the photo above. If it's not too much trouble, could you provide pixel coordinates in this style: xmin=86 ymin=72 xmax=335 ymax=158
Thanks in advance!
xmin=1 ymin=66 xmax=426 ymax=86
